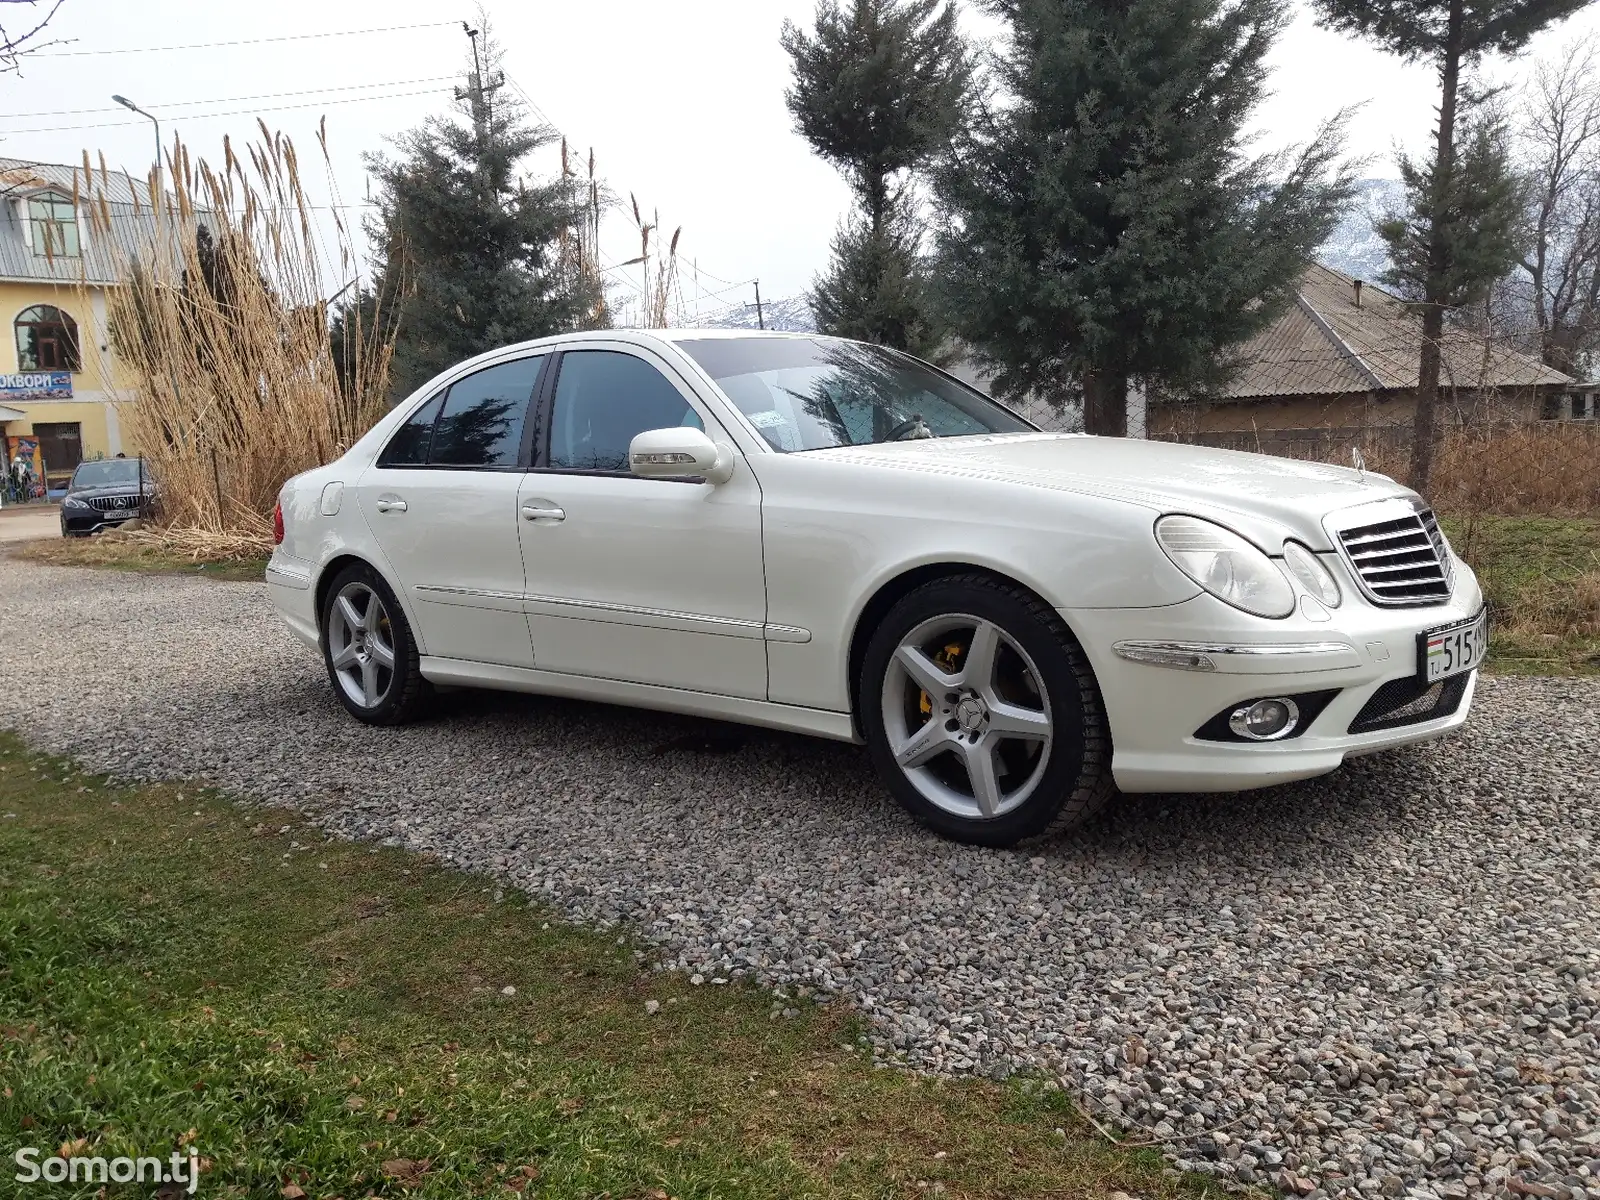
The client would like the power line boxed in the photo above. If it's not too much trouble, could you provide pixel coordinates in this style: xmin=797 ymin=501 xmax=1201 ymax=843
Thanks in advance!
xmin=33 ymin=21 xmax=457 ymax=57
xmin=503 ymin=76 xmax=559 ymax=136
xmin=1 ymin=87 xmax=452 ymax=135
xmin=4 ymin=77 xmax=458 ymax=119
xmin=499 ymin=67 xmax=761 ymax=304
xmin=680 ymin=258 xmax=748 ymax=289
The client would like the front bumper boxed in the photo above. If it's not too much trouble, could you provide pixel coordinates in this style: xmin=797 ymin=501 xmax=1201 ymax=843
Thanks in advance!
xmin=1065 ymin=564 xmax=1485 ymax=793
xmin=60 ymin=504 xmax=151 ymax=535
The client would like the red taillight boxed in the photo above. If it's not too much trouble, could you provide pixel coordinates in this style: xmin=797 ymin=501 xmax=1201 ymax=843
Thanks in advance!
xmin=272 ymin=501 xmax=285 ymax=545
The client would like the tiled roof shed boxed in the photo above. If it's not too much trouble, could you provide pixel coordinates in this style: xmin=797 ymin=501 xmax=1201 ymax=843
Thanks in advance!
xmin=1223 ymin=263 xmax=1571 ymax=399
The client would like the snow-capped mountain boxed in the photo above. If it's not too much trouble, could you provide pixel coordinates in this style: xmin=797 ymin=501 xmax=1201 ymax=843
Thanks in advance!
xmin=696 ymin=293 xmax=817 ymax=333
xmin=1317 ymin=178 xmax=1404 ymax=282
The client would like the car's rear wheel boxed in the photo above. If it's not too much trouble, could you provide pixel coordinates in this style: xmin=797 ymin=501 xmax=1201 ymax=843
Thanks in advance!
xmin=320 ymin=563 xmax=428 ymax=725
xmin=860 ymin=573 xmax=1114 ymax=847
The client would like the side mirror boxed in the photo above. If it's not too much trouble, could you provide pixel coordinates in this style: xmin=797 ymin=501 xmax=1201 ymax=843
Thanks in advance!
xmin=628 ymin=426 xmax=735 ymax=485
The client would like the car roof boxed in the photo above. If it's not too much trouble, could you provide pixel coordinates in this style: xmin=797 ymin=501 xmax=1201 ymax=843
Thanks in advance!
xmin=646 ymin=328 xmax=820 ymax=343
xmin=387 ymin=327 xmax=855 ymax=413
xmin=520 ymin=327 xmax=823 ymax=348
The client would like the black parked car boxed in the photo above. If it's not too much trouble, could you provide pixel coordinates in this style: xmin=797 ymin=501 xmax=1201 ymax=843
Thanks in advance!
xmin=59 ymin=458 xmax=156 ymax=537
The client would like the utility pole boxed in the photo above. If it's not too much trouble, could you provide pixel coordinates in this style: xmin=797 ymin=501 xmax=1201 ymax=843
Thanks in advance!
xmin=456 ymin=21 xmax=504 ymax=161
xmin=752 ymin=279 xmax=765 ymax=331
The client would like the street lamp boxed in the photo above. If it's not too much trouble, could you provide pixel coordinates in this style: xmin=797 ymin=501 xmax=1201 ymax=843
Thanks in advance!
xmin=111 ymin=94 xmax=161 ymax=206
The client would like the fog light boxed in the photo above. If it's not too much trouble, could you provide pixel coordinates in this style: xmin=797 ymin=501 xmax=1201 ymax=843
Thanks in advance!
xmin=1228 ymin=697 xmax=1300 ymax=741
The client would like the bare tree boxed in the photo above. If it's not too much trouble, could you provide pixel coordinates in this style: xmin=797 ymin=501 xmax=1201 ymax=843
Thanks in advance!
xmin=0 ymin=0 xmax=66 ymax=73
xmin=1518 ymin=36 xmax=1600 ymax=379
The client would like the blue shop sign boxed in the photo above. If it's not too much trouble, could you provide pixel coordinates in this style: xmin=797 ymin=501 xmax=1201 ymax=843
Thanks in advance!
xmin=0 ymin=371 xmax=73 ymax=400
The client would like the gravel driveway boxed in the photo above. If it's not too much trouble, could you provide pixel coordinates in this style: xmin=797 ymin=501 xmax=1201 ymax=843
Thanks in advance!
xmin=2 ymin=555 xmax=1597 ymax=1200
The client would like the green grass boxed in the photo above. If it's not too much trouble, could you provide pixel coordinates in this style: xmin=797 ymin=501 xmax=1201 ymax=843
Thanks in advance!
xmin=1443 ymin=516 xmax=1600 ymax=676
xmin=0 ymin=732 xmax=1235 ymax=1199
xmin=6 ymin=535 xmax=268 ymax=582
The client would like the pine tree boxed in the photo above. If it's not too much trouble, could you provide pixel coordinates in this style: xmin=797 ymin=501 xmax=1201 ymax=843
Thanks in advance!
xmin=1377 ymin=103 xmax=1527 ymax=332
xmin=933 ymin=0 xmax=1353 ymax=435
xmin=809 ymin=208 xmax=941 ymax=352
xmin=781 ymin=0 xmax=970 ymax=356
xmin=365 ymin=26 xmax=591 ymax=401
xmin=1308 ymin=0 xmax=1593 ymax=491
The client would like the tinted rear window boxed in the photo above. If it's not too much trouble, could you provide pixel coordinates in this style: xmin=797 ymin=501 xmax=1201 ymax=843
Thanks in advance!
xmin=430 ymin=356 xmax=543 ymax=468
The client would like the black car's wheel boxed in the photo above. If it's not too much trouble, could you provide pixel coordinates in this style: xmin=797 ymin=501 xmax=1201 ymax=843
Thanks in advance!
xmin=860 ymin=573 xmax=1115 ymax=847
xmin=319 ymin=563 xmax=428 ymax=725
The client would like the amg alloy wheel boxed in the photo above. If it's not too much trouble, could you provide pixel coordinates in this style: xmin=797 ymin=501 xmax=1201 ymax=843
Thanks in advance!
xmin=327 ymin=581 xmax=397 ymax=710
xmin=881 ymin=613 xmax=1053 ymax=821
xmin=861 ymin=574 xmax=1114 ymax=846
xmin=320 ymin=564 xmax=427 ymax=725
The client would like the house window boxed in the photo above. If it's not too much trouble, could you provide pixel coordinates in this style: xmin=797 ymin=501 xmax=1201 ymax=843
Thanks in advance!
xmin=1571 ymin=392 xmax=1597 ymax=421
xmin=14 ymin=305 xmax=81 ymax=372
xmin=28 ymin=194 xmax=80 ymax=258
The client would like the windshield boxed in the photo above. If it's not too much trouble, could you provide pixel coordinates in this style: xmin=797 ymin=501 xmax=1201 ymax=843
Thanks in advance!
xmin=678 ymin=337 xmax=1032 ymax=452
xmin=70 ymin=459 xmax=145 ymax=490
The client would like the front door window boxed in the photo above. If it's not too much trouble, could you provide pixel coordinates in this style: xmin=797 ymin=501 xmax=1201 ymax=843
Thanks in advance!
xmin=547 ymin=350 xmax=702 ymax=472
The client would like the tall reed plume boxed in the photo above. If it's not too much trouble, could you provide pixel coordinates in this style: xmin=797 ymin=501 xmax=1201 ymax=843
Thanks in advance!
xmin=621 ymin=192 xmax=682 ymax=328
xmin=76 ymin=121 xmax=395 ymax=554
xmin=558 ymin=139 xmax=611 ymax=331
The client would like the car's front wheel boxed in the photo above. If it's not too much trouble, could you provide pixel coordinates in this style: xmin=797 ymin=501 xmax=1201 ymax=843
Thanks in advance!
xmin=320 ymin=563 xmax=428 ymax=725
xmin=860 ymin=573 xmax=1115 ymax=847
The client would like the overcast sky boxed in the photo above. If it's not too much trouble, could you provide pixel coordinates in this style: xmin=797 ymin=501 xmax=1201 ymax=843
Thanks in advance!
xmin=4 ymin=0 xmax=1598 ymax=317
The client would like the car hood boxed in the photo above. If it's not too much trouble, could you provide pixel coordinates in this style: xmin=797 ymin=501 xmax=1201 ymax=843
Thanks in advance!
xmin=805 ymin=433 xmax=1414 ymax=551
xmin=68 ymin=484 xmax=153 ymax=499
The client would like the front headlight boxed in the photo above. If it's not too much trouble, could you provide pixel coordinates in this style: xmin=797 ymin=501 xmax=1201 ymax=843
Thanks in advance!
xmin=62 ymin=495 xmax=90 ymax=509
xmin=1155 ymin=515 xmax=1295 ymax=618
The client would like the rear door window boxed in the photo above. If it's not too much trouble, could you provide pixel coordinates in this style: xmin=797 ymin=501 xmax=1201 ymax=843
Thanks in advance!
xmin=377 ymin=393 xmax=444 ymax=467
xmin=376 ymin=355 xmax=545 ymax=470
xmin=429 ymin=356 xmax=545 ymax=468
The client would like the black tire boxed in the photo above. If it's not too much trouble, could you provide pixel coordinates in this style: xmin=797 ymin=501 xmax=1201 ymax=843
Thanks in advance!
xmin=860 ymin=572 xmax=1115 ymax=847
xmin=319 ymin=562 xmax=429 ymax=726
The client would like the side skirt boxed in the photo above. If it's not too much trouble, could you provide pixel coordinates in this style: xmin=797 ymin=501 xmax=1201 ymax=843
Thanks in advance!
xmin=418 ymin=656 xmax=861 ymax=744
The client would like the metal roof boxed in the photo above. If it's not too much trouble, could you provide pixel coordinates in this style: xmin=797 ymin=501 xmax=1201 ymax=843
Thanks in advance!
xmin=1224 ymin=263 xmax=1571 ymax=398
xmin=0 ymin=156 xmax=162 ymax=287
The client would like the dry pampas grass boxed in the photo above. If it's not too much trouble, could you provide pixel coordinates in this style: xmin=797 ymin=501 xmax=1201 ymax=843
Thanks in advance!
xmin=1359 ymin=422 xmax=1600 ymax=517
xmin=75 ymin=121 xmax=394 ymax=550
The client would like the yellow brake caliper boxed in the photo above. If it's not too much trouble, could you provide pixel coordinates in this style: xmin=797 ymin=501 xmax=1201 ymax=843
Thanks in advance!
xmin=919 ymin=641 xmax=965 ymax=718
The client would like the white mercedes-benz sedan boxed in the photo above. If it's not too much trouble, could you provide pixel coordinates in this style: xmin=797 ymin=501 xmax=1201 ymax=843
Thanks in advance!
xmin=267 ymin=329 xmax=1484 ymax=846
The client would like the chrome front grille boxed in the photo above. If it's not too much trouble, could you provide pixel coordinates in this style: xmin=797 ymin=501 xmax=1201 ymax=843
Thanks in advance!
xmin=1335 ymin=506 xmax=1454 ymax=606
xmin=85 ymin=494 xmax=142 ymax=512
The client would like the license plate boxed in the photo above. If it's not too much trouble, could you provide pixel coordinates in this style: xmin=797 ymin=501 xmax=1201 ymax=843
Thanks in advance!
xmin=1419 ymin=610 xmax=1488 ymax=683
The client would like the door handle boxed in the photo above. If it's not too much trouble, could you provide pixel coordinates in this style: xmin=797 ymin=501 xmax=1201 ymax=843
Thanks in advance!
xmin=374 ymin=497 xmax=408 ymax=514
xmin=521 ymin=503 xmax=565 ymax=522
